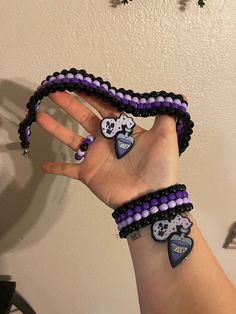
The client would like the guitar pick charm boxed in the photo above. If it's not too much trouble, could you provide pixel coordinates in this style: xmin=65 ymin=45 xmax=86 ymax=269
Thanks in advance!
xmin=151 ymin=214 xmax=194 ymax=268
xmin=168 ymin=228 xmax=194 ymax=267
xmin=100 ymin=112 xmax=136 ymax=159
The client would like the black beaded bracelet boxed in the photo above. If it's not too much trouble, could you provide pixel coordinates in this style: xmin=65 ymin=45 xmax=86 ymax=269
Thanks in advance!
xmin=18 ymin=68 xmax=194 ymax=158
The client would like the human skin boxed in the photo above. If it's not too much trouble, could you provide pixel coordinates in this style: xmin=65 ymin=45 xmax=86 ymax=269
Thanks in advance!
xmin=36 ymin=91 xmax=236 ymax=314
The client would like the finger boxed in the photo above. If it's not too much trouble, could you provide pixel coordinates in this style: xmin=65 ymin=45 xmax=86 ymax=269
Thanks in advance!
xmin=75 ymin=91 xmax=145 ymax=135
xmin=151 ymin=95 xmax=188 ymax=135
xmin=41 ymin=161 xmax=81 ymax=180
xmin=36 ymin=111 xmax=84 ymax=151
xmin=48 ymin=91 xmax=101 ymax=137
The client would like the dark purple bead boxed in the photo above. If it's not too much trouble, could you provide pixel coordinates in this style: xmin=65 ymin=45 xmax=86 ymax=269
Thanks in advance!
xmin=134 ymin=205 xmax=142 ymax=214
xmin=168 ymin=193 xmax=177 ymax=201
xmin=126 ymin=209 xmax=133 ymax=217
xmin=152 ymin=101 xmax=161 ymax=108
xmin=84 ymin=138 xmax=92 ymax=145
xmin=141 ymin=202 xmax=149 ymax=211
xmin=150 ymin=199 xmax=159 ymax=207
xmin=122 ymin=98 xmax=129 ymax=105
xmin=163 ymin=101 xmax=171 ymax=107
xmin=138 ymin=103 xmax=144 ymax=109
xmin=176 ymin=191 xmax=183 ymax=198
xmin=115 ymin=216 xmax=122 ymax=224
xmin=182 ymin=191 xmax=188 ymax=197
xmin=171 ymin=102 xmax=178 ymax=109
xmin=62 ymin=78 xmax=70 ymax=84
xmin=120 ymin=213 xmax=126 ymax=221
xmin=159 ymin=196 xmax=169 ymax=204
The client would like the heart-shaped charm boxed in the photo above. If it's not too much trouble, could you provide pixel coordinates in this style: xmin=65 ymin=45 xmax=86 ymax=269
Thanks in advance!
xmin=115 ymin=133 xmax=135 ymax=159
xmin=168 ymin=231 xmax=194 ymax=268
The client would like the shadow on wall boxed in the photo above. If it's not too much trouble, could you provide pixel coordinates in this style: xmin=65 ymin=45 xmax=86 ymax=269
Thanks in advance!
xmin=0 ymin=79 xmax=74 ymax=254
xmin=109 ymin=0 xmax=191 ymax=11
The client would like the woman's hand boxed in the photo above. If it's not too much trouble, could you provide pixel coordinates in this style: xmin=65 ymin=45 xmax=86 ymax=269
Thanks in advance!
xmin=36 ymin=91 xmax=182 ymax=209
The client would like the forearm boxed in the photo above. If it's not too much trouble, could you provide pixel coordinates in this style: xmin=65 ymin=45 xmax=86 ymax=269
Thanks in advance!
xmin=127 ymin=212 xmax=236 ymax=314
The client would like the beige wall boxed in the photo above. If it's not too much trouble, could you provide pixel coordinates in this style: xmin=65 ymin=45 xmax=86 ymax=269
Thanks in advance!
xmin=0 ymin=0 xmax=235 ymax=313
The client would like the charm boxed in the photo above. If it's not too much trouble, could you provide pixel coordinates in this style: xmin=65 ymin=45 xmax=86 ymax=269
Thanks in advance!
xmin=115 ymin=128 xmax=135 ymax=159
xmin=151 ymin=214 xmax=194 ymax=268
xmin=168 ymin=228 xmax=194 ymax=268
xmin=100 ymin=112 xmax=136 ymax=159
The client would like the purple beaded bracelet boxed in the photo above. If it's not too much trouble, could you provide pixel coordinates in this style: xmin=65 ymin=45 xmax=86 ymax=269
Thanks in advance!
xmin=74 ymin=135 xmax=95 ymax=161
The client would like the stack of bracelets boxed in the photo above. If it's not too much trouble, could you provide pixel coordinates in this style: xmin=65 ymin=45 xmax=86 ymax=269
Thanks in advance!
xmin=18 ymin=68 xmax=195 ymax=267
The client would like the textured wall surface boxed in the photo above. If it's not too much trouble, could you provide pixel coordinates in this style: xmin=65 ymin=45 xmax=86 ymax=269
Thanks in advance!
xmin=0 ymin=0 xmax=235 ymax=313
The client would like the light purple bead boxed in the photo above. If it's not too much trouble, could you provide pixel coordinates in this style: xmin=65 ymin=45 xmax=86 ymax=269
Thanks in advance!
xmin=84 ymin=77 xmax=92 ymax=83
xmin=168 ymin=193 xmax=176 ymax=201
xmin=174 ymin=98 xmax=181 ymax=105
xmin=42 ymin=80 xmax=48 ymax=85
xmin=49 ymin=76 xmax=56 ymax=82
xmin=156 ymin=96 xmax=164 ymax=102
xmin=134 ymin=213 xmax=142 ymax=221
xmin=165 ymin=97 xmax=173 ymax=103
xmin=87 ymin=135 xmax=95 ymax=142
xmin=142 ymin=210 xmax=150 ymax=218
xmin=183 ymin=197 xmax=190 ymax=204
xmin=108 ymin=88 xmax=116 ymax=95
xmin=181 ymin=102 xmax=187 ymax=109
xmin=76 ymin=150 xmax=86 ymax=157
xmin=101 ymin=84 xmax=109 ymax=91
xmin=121 ymin=220 xmax=128 ymax=228
xmin=176 ymin=198 xmax=184 ymax=206
xmin=147 ymin=97 xmax=155 ymax=103
xmin=75 ymin=73 xmax=84 ymax=80
xmin=139 ymin=98 xmax=147 ymax=104
xmin=124 ymin=94 xmax=131 ymax=100
xmin=131 ymin=96 xmax=139 ymax=103
xmin=66 ymin=73 xmax=74 ymax=79
xmin=84 ymin=138 xmax=92 ymax=145
xmin=159 ymin=196 xmax=168 ymax=204
xmin=57 ymin=74 xmax=65 ymax=79
xmin=159 ymin=203 xmax=168 ymax=211
xmin=150 ymin=206 xmax=159 ymax=214
xmin=75 ymin=153 xmax=83 ymax=161
xmin=150 ymin=199 xmax=159 ymax=207
xmin=167 ymin=200 xmax=177 ymax=208
xmin=141 ymin=202 xmax=149 ymax=211
xmin=116 ymin=92 xmax=124 ymax=99
xmin=134 ymin=205 xmax=142 ymax=214
xmin=126 ymin=217 xmax=134 ymax=225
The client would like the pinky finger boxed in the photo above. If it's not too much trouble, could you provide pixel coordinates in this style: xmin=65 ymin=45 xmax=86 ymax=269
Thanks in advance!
xmin=41 ymin=161 xmax=82 ymax=180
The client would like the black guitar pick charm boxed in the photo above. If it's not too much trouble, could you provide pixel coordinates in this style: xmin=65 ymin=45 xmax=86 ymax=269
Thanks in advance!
xmin=100 ymin=112 xmax=136 ymax=159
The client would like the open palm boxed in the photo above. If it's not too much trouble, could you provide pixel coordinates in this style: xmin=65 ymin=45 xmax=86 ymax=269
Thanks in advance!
xmin=36 ymin=91 xmax=181 ymax=210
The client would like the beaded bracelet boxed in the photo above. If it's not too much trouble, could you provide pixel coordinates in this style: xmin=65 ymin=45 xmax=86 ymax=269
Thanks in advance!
xmin=17 ymin=68 xmax=194 ymax=158
xmin=112 ymin=184 xmax=193 ymax=238
xmin=114 ymin=184 xmax=194 ymax=267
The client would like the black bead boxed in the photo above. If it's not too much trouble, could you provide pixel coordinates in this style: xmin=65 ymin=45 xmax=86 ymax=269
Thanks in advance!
xmin=158 ymin=105 xmax=166 ymax=114
xmin=79 ymin=69 xmax=88 ymax=77
xmin=167 ymin=107 xmax=175 ymax=116
xmin=168 ymin=92 xmax=175 ymax=99
xmin=57 ymin=83 xmax=66 ymax=92
xmin=69 ymin=68 xmax=78 ymax=75
xmin=150 ymin=91 xmax=158 ymax=98
xmin=46 ymin=75 xmax=52 ymax=81
xmin=175 ymin=94 xmax=184 ymax=102
xmin=47 ymin=83 xmax=58 ymax=93
xmin=141 ymin=93 xmax=149 ymax=99
xmin=159 ymin=91 xmax=167 ymax=98
xmin=95 ymin=76 xmax=103 ymax=84
xmin=125 ymin=104 xmax=133 ymax=113
xmin=132 ymin=108 xmax=140 ymax=117
xmin=53 ymin=71 xmax=60 ymax=77
xmin=117 ymin=102 xmax=125 ymax=111
xmin=150 ymin=107 xmax=158 ymax=116
xmin=103 ymin=80 xmax=111 ymax=89
xmin=126 ymin=89 xmax=134 ymax=96
xmin=168 ymin=185 xmax=178 ymax=193
xmin=80 ymin=143 xmax=88 ymax=151
xmin=141 ymin=109 xmax=149 ymax=117
xmin=61 ymin=69 xmax=68 ymax=75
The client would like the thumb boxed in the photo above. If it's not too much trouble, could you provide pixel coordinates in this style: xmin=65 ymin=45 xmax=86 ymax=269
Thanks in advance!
xmin=151 ymin=95 xmax=188 ymax=135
